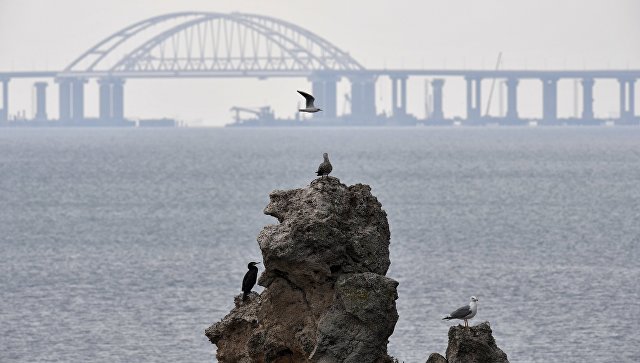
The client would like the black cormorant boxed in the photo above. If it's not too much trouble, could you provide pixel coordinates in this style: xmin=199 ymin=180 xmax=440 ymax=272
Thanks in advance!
xmin=242 ymin=262 xmax=260 ymax=301
xmin=316 ymin=153 xmax=332 ymax=177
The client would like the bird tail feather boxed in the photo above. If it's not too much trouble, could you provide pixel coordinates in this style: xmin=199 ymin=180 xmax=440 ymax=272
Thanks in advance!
xmin=442 ymin=316 xmax=452 ymax=320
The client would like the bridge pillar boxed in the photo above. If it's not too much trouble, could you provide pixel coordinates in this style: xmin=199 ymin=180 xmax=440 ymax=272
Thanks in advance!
xmin=581 ymin=78 xmax=594 ymax=119
xmin=324 ymin=79 xmax=337 ymax=118
xmin=312 ymin=79 xmax=325 ymax=119
xmin=400 ymin=77 xmax=407 ymax=115
xmin=351 ymin=79 xmax=362 ymax=116
xmin=57 ymin=78 xmax=72 ymax=121
xmin=542 ymin=78 xmax=558 ymax=121
xmin=430 ymin=79 xmax=445 ymax=119
xmin=98 ymin=79 xmax=112 ymax=120
xmin=98 ymin=78 xmax=126 ymax=121
xmin=310 ymin=74 xmax=337 ymax=119
xmin=350 ymin=76 xmax=376 ymax=119
xmin=391 ymin=77 xmax=397 ymax=115
xmin=506 ymin=78 xmax=519 ymax=120
xmin=71 ymin=78 xmax=86 ymax=121
xmin=390 ymin=76 xmax=407 ymax=117
xmin=466 ymin=77 xmax=482 ymax=120
xmin=34 ymin=82 xmax=48 ymax=121
xmin=619 ymin=78 xmax=636 ymax=120
xmin=1 ymin=78 xmax=8 ymax=122
xmin=112 ymin=79 xmax=125 ymax=120
xmin=630 ymin=79 xmax=636 ymax=118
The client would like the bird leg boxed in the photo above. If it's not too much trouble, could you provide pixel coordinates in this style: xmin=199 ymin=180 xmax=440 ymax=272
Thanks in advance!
xmin=464 ymin=319 xmax=468 ymax=328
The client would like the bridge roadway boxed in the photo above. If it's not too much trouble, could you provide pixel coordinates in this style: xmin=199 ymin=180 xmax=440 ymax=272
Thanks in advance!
xmin=3 ymin=69 xmax=639 ymax=79
xmin=1 ymin=68 xmax=638 ymax=125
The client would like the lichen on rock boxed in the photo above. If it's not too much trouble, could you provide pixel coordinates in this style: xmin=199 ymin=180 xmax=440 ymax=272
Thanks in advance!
xmin=206 ymin=177 xmax=398 ymax=363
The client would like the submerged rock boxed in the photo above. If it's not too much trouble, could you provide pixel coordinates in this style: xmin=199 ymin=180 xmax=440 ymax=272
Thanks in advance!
xmin=445 ymin=322 xmax=509 ymax=363
xmin=206 ymin=177 xmax=398 ymax=363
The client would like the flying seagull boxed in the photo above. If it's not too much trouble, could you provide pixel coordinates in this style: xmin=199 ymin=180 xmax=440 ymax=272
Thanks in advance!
xmin=443 ymin=296 xmax=478 ymax=327
xmin=242 ymin=261 xmax=260 ymax=301
xmin=298 ymin=90 xmax=322 ymax=113
xmin=316 ymin=153 xmax=332 ymax=178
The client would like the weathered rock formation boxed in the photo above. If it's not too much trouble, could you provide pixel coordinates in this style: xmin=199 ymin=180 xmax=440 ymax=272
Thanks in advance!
xmin=206 ymin=177 xmax=399 ymax=363
xmin=427 ymin=322 xmax=509 ymax=363
xmin=425 ymin=352 xmax=448 ymax=363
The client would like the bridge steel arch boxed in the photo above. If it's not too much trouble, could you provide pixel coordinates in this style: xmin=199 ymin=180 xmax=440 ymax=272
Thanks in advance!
xmin=62 ymin=12 xmax=364 ymax=77
xmin=56 ymin=12 xmax=368 ymax=121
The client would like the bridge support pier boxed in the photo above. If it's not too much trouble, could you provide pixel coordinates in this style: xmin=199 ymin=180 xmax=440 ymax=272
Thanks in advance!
xmin=58 ymin=78 xmax=86 ymax=121
xmin=71 ymin=79 xmax=86 ymax=121
xmin=390 ymin=76 xmax=407 ymax=117
xmin=466 ymin=77 xmax=482 ymax=120
xmin=57 ymin=78 xmax=71 ymax=121
xmin=98 ymin=78 xmax=126 ymax=121
xmin=34 ymin=82 xmax=48 ymax=121
xmin=581 ymin=78 xmax=594 ymax=119
xmin=310 ymin=75 xmax=337 ymax=119
xmin=99 ymin=79 xmax=112 ymax=120
xmin=619 ymin=78 xmax=636 ymax=120
xmin=112 ymin=79 xmax=125 ymax=120
xmin=312 ymin=80 xmax=325 ymax=119
xmin=400 ymin=77 xmax=407 ymax=115
xmin=506 ymin=78 xmax=519 ymax=120
xmin=1 ymin=78 xmax=8 ymax=122
xmin=391 ymin=78 xmax=397 ymax=115
xmin=350 ymin=76 xmax=376 ymax=120
xmin=430 ymin=79 xmax=444 ymax=119
xmin=542 ymin=78 xmax=558 ymax=121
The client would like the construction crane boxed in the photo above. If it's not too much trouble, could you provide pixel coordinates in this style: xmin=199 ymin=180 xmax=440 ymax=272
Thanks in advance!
xmin=484 ymin=52 xmax=503 ymax=117
xmin=229 ymin=106 xmax=274 ymax=123
xmin=342 ymin=93 xmax=351 ymax=115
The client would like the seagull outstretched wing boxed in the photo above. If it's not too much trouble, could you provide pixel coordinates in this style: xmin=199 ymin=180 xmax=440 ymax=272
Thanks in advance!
xmin=297 ymin=90 xmax=316 ymax=109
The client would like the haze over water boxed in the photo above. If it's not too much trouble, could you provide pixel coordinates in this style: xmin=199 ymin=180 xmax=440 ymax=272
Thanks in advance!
xmin=1 ymin=128 xmax=639 ymax=362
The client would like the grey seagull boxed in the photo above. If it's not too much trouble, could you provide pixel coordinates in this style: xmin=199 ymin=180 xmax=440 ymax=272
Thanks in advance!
xmin=443 ymin=296 xmax=478 ymax=328
xmin=298 ymin=90 xmax=322 ymax=113
xmin=316 ymin=153 xmax=332 ymax=178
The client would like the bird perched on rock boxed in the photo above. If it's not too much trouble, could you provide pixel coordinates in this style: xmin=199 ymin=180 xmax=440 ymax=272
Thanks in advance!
xmin=242 ymin=262 xmax=260 ymax=301
xmin=443 ymin=296 xmax=478 ymax=327
xmin=316 ymin=153 xmax=333 ymax=178
xmin=297 ymin=90 xmax=322 ymax=113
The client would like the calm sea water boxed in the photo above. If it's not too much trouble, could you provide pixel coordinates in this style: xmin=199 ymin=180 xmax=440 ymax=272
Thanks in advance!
xmin=1 ymin=127 xmax=639 ymax=363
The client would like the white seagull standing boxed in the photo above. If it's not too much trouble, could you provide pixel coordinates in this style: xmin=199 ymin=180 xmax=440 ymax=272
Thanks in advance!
xmin=297 ymin=90 xmax=322 ymax=113
xmin=442 ymin=296 xmax=478 ymax=328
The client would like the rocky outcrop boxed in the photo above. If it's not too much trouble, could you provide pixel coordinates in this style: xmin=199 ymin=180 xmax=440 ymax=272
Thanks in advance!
xmin=206 ymin=177 xmax=398 ymax=363
xmin=437 ymin=322 xmax=509 ymax=363
xmin=426 ymin=352 xmax=448 ymax=363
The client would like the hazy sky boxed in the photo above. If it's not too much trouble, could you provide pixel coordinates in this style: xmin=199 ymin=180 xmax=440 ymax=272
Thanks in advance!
xmin=1 ymin=0 xmax=639 ymax=125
